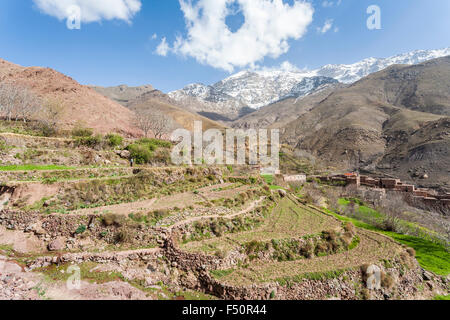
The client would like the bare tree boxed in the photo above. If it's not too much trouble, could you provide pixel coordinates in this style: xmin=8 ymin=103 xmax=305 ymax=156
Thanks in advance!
xmin=134 ymin=109 xmax=174 ymax=139
xmin=134 ymin=111 xmax=153 ymax=138
xmin=0 ymin=83 xmax=20 ymax=121
xmin=14 ymin=87 xmax=41 ymax=122
xmin=36 ymin=97 xmax=66 ymax=135
xmin=0 ymin=83 xmax=41 ymax=122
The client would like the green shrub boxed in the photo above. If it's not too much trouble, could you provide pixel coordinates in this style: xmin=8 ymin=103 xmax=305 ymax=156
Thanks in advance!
xmin=0 ymin=140 xmax=10 ymax=151
xmin=75 ymin=134 xmax=103 ymax=148
xmin=125 ymin=138 xmax=170 ymax=164
xmin=127 ymin=144 xmax=152 ymax=164
xmin=105 ymin=133 xmax=123 ymax=147
xmin=138 ymin=138 xmax=171 ymax=148
xmin=38 ymin=123 xmax=57 ymax=137
xmin=75 ymin=225 xmax=87 ymax=234
xmin=270 ymin=291 xmax=276 ymax=299
xmin=72 ymin=127 xmax=93 ymax=138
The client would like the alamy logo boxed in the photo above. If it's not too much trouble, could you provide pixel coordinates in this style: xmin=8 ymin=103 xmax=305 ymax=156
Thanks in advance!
xmin=367 ymin=5 xmax=381 ymax=30
xmin=171 ymin=121 xmax=280 ymax=173
xmin=365 ymin=265 xmax=382 ymax=290
xmin=66 ymin=5 xmax=81 ymax=30
xmin=66 ymin=265 xmax=81 ymax=290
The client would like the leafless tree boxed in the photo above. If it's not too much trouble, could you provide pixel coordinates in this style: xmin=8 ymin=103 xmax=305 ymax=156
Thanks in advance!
xmin=0 ymin=83 xmax=41 ymax=122
xmin=0 ymin=83 xmax=20 ymax=121
xmin=134 ymin=109 xmax=174 ymax=139
xmin=13 ymin=87 xmax=41 ymax=122
xmin=35 ymin=97 xmax=66 ymax=135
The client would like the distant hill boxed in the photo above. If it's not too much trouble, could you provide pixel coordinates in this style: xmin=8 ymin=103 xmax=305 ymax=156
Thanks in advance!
xmin=89 ymin=84 xmax=155 ymax=106
xmin=126 ymin=89 xmax=226 ymax=132
xmin=91 ymin=85 xmax=226 ymax=132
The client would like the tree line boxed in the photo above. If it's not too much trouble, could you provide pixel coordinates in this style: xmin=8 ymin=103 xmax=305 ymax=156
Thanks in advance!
xmin=0 ymin=82 xmax=65 ymax=135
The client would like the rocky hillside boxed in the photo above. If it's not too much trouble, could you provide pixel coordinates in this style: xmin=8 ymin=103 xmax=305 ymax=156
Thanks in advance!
xmin=0 ymin=59 xmax=139 ymax=137
xmin=126 ymin=90 xmax=226 ymax=132
xmin=232 ymin=83 xmax=346 ymax=129
xmin=92 ymin=85 xmax=226 ymax=132
xmin=282 ymin=56 xmax=450 ymax=190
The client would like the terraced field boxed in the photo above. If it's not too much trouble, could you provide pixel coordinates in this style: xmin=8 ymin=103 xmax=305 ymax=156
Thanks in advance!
xmin=214 ymin=228 xmax=399 ymax=286
xmin=69 ymin=183 xmax=253 ymax=216
xmin=181 ymin=197 xmax=340 ymax=255
xmin=178 ymin=197 xmax=406 ymax=291
xmin=0 ymin=132 xmax=447 ymax=300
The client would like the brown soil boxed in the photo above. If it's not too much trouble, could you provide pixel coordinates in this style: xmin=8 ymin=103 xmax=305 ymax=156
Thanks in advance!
xmin=0 ymin=58 xmax=140 ymax=136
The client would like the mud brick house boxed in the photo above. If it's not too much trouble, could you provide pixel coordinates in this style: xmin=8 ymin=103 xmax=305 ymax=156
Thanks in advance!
xmin=314 ymin=174 xmax=449 ymax=214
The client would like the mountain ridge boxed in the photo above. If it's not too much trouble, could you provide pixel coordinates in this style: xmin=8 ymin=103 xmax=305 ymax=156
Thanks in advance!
xmin=168 ymin=47 xmax=450 ymax=122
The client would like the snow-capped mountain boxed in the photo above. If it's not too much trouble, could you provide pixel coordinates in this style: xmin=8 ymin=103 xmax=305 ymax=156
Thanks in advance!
xmin=169 ymin=72 xmax=338 ymax=113
xmin=313 ymin=47 xmax=450 ymax=83
xmin=169 ymin=47 xmax=450 ymax=119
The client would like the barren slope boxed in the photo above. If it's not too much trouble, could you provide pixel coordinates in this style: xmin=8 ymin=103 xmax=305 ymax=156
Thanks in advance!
xmin=89 ymin=84 xmax=155 ymax=106
xmin=232 ymin=83 xmax=345 ymax=130
xmin=127 ymin=90 xmax=226 ymax=132
xmin=0 ymin=59 xmax=139 ymax=136
xmin=282 ymin=56 xmax=450 ymax=188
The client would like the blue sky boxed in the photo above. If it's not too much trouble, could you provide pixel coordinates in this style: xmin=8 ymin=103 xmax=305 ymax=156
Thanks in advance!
xmin=0 ymin=0 xmax=449 ymax=92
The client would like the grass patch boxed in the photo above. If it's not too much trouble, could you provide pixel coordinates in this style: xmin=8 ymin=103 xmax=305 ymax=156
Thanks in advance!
xmin=434 ymin=295 xmax=450 ymax=300
xmin=36 ymin=262 xmax=124 ymax=284
xmin=323 ymin=208 xmax=450 ymax=276
xmin=276 ymin=269 xmax=347 ymax=286
xmin=210 ymin=269 xmax=235 ymax=279
xmin=0 ymin=164 xmax=74 ymax=171
xmin=261 ymin=174 xmax=274 ymax=185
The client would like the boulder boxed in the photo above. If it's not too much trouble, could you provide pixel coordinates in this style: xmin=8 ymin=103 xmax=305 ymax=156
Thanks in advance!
xmin=278 ymin=189 xmax=287 ymax=198
xmin=47 ymin=239 xmax=64 ymax=252
xmin=115 ymin=150 xmax=131 ymax=159
xmin=422 ymin=270 xmax=433 ymax=281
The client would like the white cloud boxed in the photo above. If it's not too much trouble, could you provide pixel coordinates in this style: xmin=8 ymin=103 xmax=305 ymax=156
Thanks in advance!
xmin=159 ymin=0 xmax=314 ymax=72
xmin=33 ymin=0 xmax=142 ymax=23
xmin=317 ymin=19 xmax=333 ymax=34
xmin=252 ymin=60 xmax=317 ymax=75
xmin=278 ymin=61 xmax=301 ymax=73
xmin=156 ymin=37 xmax=169 ymax=56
